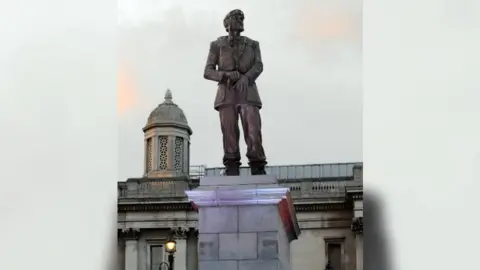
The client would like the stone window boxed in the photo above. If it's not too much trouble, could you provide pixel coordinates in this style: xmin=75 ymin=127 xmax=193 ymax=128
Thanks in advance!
xmin=150 ymin=244 xmax=164 ymax=270
xmin=159 ymin=136 xmax=168 ymax=170
xmin=146 ymin=138 xmax=152 ymax=172
xmin=174 ymin=137 xmax=184 ymax=171
xmin=324 ymin=237 xmax=345 ymax=270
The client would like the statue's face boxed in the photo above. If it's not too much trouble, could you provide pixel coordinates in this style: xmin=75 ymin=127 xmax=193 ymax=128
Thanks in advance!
xmin=228 ymin=13 xmax=244 ymax=32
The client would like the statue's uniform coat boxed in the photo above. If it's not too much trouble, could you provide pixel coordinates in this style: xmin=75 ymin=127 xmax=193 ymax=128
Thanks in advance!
xmin=204 ymin=36 xmax=263 ymax=109
xmin=203 ymin=35 xmax=267 ymax=172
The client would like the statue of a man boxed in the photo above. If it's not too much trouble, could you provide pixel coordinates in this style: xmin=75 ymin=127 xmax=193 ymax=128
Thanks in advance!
xmin=203 ymin=9 xmax=267 ymax=176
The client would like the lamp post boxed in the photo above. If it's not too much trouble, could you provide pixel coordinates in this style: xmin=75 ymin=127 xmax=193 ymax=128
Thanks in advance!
xmin=159 ymin=236 xmax=176 ymax=270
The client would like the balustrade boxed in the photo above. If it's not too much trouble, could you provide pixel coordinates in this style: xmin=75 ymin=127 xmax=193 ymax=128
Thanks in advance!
xmin=118 ymin=179 xmax=354 ymax=200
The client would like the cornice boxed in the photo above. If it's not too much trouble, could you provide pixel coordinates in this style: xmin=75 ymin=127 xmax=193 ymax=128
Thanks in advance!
xmin=295 ymin=202 xmax=350 ymax=212
xmin=350 ymin=193 xmax=363 ymax=201
xmin=117 ymin=201 xmax=352 ymax=213
xmin=118 ymin=218 xmax=352 ymax=231
xmin=124 ymin=176 xmax=190 ymax=183
xmin=118 ymin=202 xmax=192 ymax=212
xmin=346 ymin=186 xmax=363 ymax=201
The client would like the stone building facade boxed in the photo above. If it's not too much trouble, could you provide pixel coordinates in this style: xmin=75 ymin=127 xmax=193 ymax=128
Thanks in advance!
xmin=117 ymin=90 xmax=363 ymax=270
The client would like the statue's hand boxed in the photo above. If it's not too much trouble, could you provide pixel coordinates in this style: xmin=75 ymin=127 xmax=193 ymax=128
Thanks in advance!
xmin=225 ymin=71 xmax=241 ymax=82
xmin=235 ymin=75 xmax=249 ymax=92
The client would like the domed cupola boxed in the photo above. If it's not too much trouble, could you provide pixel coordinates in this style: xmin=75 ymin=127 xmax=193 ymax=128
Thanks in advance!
xmin=142 ymin=89 xmax=192 ymax=178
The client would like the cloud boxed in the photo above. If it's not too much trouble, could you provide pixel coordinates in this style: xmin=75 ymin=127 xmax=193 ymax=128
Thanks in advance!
xmin=118 ymin=62 xmax=138 ymax=115
xmin=291 ymin=0 xmax=362 ymax=44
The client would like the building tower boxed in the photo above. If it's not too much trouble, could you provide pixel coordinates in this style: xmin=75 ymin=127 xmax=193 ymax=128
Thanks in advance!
xmin=143 ymin=89 xmax=192 ymax=178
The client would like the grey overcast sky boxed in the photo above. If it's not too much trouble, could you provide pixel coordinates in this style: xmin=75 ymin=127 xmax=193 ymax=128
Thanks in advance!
xmin=118 ymin=0 xmax=362 ymax=180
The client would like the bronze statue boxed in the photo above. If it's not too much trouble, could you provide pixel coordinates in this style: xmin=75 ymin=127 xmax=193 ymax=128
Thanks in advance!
xmin=203 ymin=9 xmax=267 ymax=176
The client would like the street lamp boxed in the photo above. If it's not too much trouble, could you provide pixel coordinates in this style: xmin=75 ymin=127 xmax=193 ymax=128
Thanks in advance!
xmin=165 ymin=236 xmax=176 ymax=253
xmin=159 ymin=235 xmax=176 ymax=270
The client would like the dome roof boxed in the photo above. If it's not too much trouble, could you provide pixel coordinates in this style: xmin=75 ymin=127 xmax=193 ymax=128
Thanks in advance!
xmin=143 ymin=89 xmax=192 ymax=134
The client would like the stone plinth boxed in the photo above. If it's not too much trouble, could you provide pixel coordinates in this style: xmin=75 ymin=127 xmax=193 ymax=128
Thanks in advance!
xmin=185 ymin=175 xmax=300 ymax=270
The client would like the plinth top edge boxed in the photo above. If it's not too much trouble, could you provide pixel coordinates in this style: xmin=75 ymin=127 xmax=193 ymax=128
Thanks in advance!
xmin=185 ymin=186 xmax=290 ymax=207
xmin=200 ymin=174 xmax=278 ymax=186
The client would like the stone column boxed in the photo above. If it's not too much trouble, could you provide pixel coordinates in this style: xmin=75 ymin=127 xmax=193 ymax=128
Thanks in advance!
xmin=355 ymin=235 xmax=363 ymax=270
xmin=185 ymin=175 xmax=301 ymax=270
xmin=186 ymin=229 xmax=198 ymax=270
xmin=123 ymin=228 xmax=140 ymax=270
xmin=351 ymin=217 xmax=363 ymax=270
xmin=171 ymin=227 xmax=188 ymax=270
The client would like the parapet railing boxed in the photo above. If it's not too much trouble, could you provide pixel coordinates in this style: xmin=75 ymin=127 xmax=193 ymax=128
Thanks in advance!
xmin=118 ymin=163 xmax=362 ymax=200
xmin=118 ymin=179 xmax=189 ymax=199
xmin=190 ymin=162 xmax=361 ymax=181
xmin=118 ymin=179 xmax=357 ymax=200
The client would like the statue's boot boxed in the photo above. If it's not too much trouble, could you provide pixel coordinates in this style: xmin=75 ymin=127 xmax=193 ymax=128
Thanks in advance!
xmin=225 ymin=166 xmax=240 ymax=176
xmin=251 ymin=166 xmax=266 ymax=175
xmin=249 ymin=160 xmax=267 ymax=175
xmin=224 ymin=160 xmax=241 ymax=176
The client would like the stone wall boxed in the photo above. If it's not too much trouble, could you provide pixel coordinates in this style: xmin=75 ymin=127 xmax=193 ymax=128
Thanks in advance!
xmin=119 ymin=224 xmax=358 ymax=270
xmin=291 ymin=228 xmax=356 ymax=270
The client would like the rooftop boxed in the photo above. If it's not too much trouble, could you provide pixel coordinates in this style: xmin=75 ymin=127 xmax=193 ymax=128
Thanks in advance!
xmin=190 ymin=162 xmax=362 ymax=181
xmin=118 ymin=162 xmax=363 ymax=201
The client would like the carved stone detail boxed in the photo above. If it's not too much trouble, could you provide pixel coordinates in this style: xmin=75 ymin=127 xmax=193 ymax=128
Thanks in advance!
xmin=351 ymin=217 xmax=363 ymax=234
xmin=117 ymin=201 xmax=354 ymax=213
xmin=351 ymin=193 xmax=363 ymax=200
xmin=190 ymin=227 xmax=199 ymax=239
xmin=170 ymin=226 xmax=190 ymax=239
xmin=121 ymin=228 xmax=141 ymax=240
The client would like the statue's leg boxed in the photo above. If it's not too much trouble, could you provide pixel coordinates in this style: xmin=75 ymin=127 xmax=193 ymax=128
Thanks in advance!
xmin=219 ymin=105 xmax=241 ymax=175
xmin=239 ymin=105 xmax=267 ymax=175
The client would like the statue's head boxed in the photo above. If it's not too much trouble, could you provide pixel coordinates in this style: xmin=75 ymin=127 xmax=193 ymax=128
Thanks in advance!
xmin=223 ymin=9 xmax=244 ymax=33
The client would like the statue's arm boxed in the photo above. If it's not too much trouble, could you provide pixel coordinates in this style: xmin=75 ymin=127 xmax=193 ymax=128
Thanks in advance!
xmin=244 ymin=41 xmax=264 ymax=83
xmin=203 ymin=41 xmax=225 ymax=82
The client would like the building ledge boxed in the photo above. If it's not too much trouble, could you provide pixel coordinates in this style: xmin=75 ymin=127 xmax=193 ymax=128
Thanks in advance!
xmin=117 ymin=200 xmax=352 ymax=213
